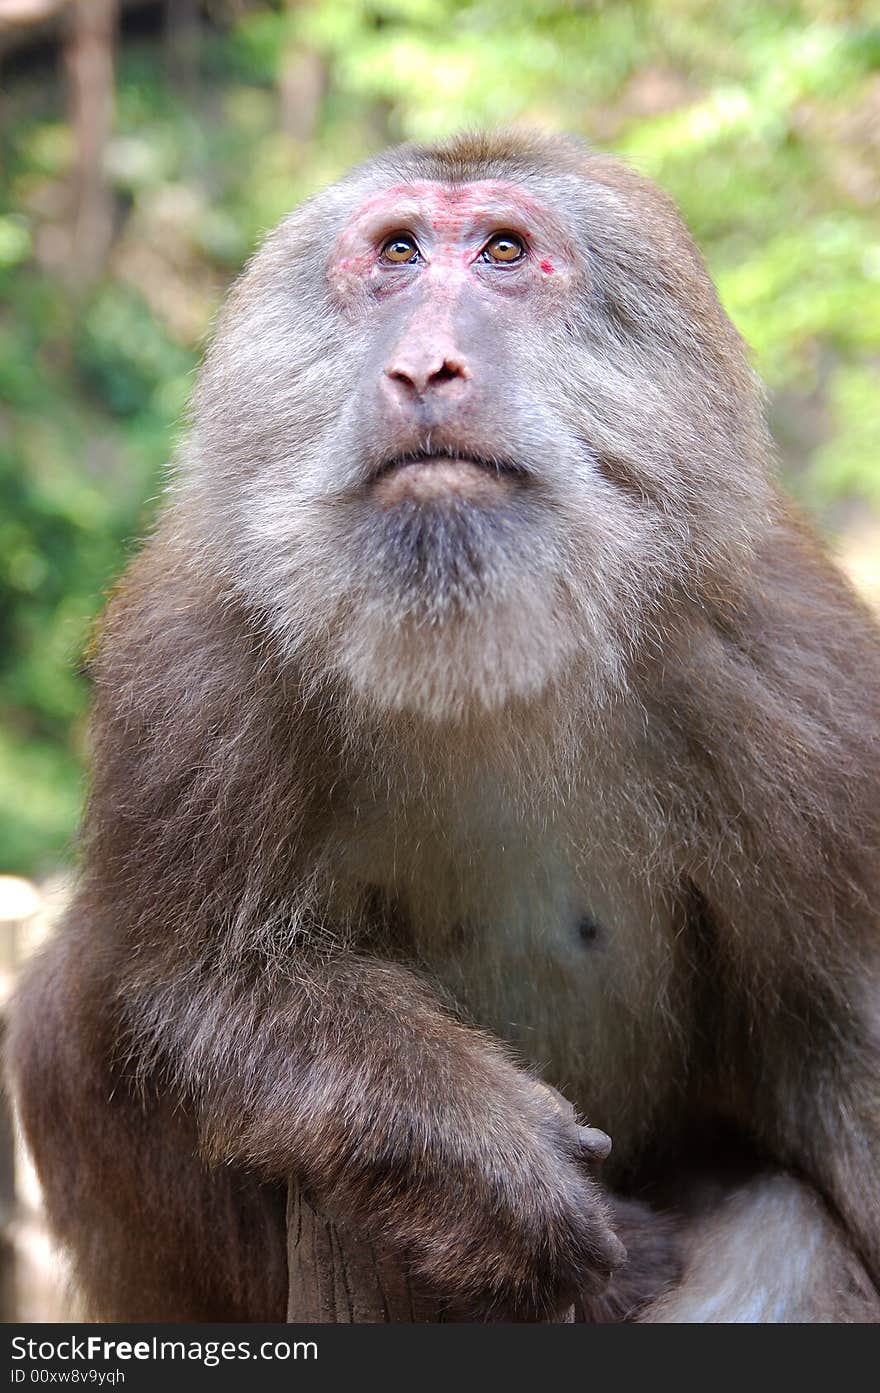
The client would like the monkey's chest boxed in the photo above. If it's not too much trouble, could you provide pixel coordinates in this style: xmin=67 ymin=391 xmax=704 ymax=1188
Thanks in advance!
xmin=343 ymin=823 xmax=686 ymax=1148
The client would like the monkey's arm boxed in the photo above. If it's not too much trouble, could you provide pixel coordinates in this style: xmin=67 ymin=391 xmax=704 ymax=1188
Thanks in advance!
xmin=763 ymin=1003 xmax=880 ymax=1294
xmin=7 ymin=920 xmax=291 ymax=1320
xmin=678 ymin=515 xmax=880 ymax=1291
xmin=120 ymin=938 xmax=638 ymax=1320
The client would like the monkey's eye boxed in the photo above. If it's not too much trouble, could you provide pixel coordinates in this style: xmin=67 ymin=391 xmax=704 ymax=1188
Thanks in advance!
xmin=380 ymin=233 xmax=420 ymax=264
xmin=481 ymin=232 xmax=526 ymax=264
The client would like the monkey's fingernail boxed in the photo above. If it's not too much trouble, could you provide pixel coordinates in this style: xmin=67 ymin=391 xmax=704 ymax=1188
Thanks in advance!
xmin=578 ymin=1126 xmax=612 ymax=1161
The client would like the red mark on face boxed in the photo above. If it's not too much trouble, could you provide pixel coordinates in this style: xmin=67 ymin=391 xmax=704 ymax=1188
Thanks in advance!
xmin=539 ymin=260 xmax=555 ymax=275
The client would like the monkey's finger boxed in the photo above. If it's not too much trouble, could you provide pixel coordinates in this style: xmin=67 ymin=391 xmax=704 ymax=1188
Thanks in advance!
xmin=581 ymin=1227 xmax=628 ymax=1290
xmin=603 ymin=1231 xmax=628 ymax=1270
xmin=577 ymin=1126 xmax=613 ymax=1162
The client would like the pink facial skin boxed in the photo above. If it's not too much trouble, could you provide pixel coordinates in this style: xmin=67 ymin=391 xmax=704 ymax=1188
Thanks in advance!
xmin=328 ymin=180 xmax=573 ymax=305
xmin=328 ymin=181 xmax=575 ymax=430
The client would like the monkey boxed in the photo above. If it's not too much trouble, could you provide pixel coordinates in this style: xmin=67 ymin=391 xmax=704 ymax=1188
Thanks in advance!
xmin=7 ymin=129 xmax=880 ymax=1323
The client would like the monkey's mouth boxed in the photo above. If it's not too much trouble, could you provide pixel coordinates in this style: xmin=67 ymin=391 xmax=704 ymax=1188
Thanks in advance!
xmin=370 ymin=451 xmax=527 ymax=506
xmin=373 ymin=450 xmax=525 ymax=480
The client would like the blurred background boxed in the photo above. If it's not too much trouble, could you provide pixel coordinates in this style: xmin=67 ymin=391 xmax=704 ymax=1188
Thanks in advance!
xmin=0 ymin=0 xmax=878 ymax=1319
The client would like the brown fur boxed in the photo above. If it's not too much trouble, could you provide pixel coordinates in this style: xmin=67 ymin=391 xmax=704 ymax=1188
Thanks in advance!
xmin=8 ymin=131 xmax=880 ymax=1322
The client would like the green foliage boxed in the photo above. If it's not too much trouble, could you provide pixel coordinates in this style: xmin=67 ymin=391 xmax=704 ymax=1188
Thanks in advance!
xmin=1 ymin=0 xmax=878 ymax=873
xmin=76 ymin=284 xmax=194 ymax=418
xmin=0 ymin=267 xmax=171 ymax=870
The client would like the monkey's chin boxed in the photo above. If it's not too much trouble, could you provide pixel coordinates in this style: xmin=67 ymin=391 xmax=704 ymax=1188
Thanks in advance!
xmin=333 ymin=595 xmax=581 ymax=723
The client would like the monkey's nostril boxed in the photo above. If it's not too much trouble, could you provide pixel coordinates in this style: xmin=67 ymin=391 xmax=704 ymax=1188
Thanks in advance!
xmin=387 ymin=367 xmax=418 ymax=393
xmin=430 ymin=360 xmax=466 ymax=386
xmin=384 ymin=358 xmax=468 ymax=396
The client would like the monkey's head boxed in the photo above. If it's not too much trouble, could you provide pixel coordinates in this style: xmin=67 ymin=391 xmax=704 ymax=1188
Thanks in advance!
xmin=180 ymin=131 xmax=773 ymax=721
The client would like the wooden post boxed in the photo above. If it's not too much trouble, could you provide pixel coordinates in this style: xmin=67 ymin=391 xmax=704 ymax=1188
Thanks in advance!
xmin=286 ymin=1182 xmax=449 ymax=1322
xmin=286 ymin=1180 xmax=576 ymax=1323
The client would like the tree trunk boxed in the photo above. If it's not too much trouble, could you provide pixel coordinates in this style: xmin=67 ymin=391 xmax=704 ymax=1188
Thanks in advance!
xmin=279 ymin=1 xmax=324 ymax=148
xmin=165 ymin=0 xmax=200 ymax=99
xmin=65 ymin=0 xmax=117 ymax=284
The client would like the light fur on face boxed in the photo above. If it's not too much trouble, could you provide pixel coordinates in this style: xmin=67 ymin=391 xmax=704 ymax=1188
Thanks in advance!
xmin=173 ymin=133 xmax=773 ymax=722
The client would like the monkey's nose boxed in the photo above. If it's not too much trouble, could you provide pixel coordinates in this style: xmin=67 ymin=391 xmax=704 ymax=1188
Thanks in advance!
xmin=383 ymin=354 xmax=469 ymax=400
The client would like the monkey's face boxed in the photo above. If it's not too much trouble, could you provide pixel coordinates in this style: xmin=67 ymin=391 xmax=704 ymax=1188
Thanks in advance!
xmin=186 ymin=137 xmax=772 ymax=720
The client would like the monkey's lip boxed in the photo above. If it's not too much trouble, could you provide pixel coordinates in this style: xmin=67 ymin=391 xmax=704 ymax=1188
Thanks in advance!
xmin=370 ymin=452 xmax=525 ymax=505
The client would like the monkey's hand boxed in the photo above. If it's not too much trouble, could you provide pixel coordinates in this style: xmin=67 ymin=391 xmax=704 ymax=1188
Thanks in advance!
xmin=240 ymin=991 xmax=629 ymax=1314
xmin=419 ymin=1078 xmax=627 ymax=1321
xmin=166 ymin=955 xmax=627 ymax=1320
xmin=314 ymin=1066 xmax=625 ymax=1322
